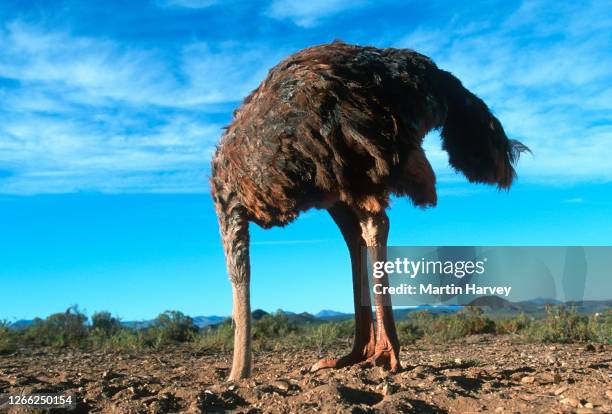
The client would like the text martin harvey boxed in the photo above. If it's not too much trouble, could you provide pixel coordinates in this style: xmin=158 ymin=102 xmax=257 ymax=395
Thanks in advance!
xmin=373 ymin=283 xmax=512 ymax=297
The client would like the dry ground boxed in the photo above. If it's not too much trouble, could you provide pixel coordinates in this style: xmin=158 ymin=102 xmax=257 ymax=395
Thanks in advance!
xmin=0 ymin=335 xmax=610 ymax=413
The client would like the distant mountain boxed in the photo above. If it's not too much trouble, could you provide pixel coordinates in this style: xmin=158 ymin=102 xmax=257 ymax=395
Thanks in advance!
xmin=117 ymin=309 xmax=318 ymax=329
xmin=280 ymin=310 xmax=296 ymax=315
xmin=464 ymin=296 xmax=612 ymax=315
xmin=271 ymin=309 xmax=318 ymax=324
xmin=121 ymin=315 xmax=225 ymax=329
xmin=468 ymin=296 xmax=520 ymax=310
xmin=527 ymin=297 xmax=563 ymax=306
xmin=565 ymin=299 xmax=612 ymax=313
xmin=8 ymin=319 xmax=34 ymax=329
xmin=288 ymin=312 xmax=318 ymax=324
xmin=315 ymin=310 xmax=351 ymax=320
xmin=121 ymin=320 xmax=154 ymax=329
xmin=192 ymin=315 xmax=225 ymax=328
xmin=393 ymin=305 xmax=462 ymax=320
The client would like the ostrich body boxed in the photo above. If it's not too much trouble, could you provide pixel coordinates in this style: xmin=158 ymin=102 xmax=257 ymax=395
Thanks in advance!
xmin=211 ymin=41 xmax=527 ymax=380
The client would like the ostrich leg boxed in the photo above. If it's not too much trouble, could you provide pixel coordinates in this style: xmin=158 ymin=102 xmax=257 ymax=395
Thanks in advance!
xmin=219 ymin=207 xmax=252 ymax=380
xmin=311 ymin=203 xmax=376 ymax=371
xmin=359 ymin=210 xmax=401 ymax=372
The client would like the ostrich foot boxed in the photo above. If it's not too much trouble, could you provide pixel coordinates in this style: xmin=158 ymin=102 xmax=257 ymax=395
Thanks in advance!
xmin=359 ymin=344 xmax=401 ymax=372
xmin=310 ymin=345 xmax=375 ymax=372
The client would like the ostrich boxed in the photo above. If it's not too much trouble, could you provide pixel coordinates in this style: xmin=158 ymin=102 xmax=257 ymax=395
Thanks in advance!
xmin=211 ymin=41 xmax=528 ymax=380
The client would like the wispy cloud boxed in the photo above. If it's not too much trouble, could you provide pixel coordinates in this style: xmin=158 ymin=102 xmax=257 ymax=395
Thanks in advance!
xmin=0 ymin=21 xmax=287 ymax=194
xmin=0 ymin=1 xmax=610 ymax=195
xmin=0 ymin=22 xmax=282 ymax=107
xmin=265 ymin=0 xmax=372 ymax=27
xmin=395 ymin=0 xmax=612 ymax=184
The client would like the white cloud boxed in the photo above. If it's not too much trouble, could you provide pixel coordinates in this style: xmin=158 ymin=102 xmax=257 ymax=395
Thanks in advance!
xmin=0 ymin=22 xmax=284 ymax=108
xmin=0 ymin=1 xmax=610 ymax=195
xmin=265 ymin=0 xmax=371 ymax=27
xmin=0 ymin=22 xmax=289 ymax=194
xmin=396 ymin=0 xmax=612 ymax=184
xmin=0 ymin=22 xmax=173 ymax=106
xmin=0 ymin=111 xmax=221 ymax=194
xmin=181 ymin=42 xmax=287 ymax=105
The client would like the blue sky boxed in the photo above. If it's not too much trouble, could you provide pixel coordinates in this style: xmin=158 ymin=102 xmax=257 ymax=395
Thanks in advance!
xmin=0 ymin=0 xmax=611 ymax=320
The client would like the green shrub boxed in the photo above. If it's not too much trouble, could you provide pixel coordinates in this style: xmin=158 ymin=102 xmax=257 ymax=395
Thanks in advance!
xmin=302 ymin=320 xmax=354 ymax=350
xmin=191 ymin=314 xmax=355 ymax=353
xmin=252 ymin=311 xmax=298 ymax=339
xmin=521 ymin=305 xmax=604 ymax=343
xmin=91 ymin=311 xmax=122 ymax=337
xmin=496 ymin=313 xmax=532 ymax=334
xmin=589 ymin=309 xmax=612 ymax=344
xmin=396 ymin=321 xmax=423 ymax=344
xmin=403 ymin=307 xmax=495 ymax=341
xmin=24 ymin=306 xmax=88 ymax=348
xmin=0 ymin=320 xmax=16 ymax=353
xmin=448 ymin=306 xmax=496 ymax=337
xmin=193 ymin=319 xmax=234 ymax=352
xmin=153 ymin=311 xmax=198 ymax=343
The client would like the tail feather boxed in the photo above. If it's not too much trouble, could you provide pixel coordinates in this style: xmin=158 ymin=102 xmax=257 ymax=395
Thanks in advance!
xmin=435 ymin=69 xmax=530 ymax=188
xmin=509 ymin=139 xmax=532 ymax=164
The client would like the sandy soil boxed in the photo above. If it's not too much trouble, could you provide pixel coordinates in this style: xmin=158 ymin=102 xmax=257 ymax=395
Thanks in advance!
xmin=0 ymin=335 xmax=610 ymax=413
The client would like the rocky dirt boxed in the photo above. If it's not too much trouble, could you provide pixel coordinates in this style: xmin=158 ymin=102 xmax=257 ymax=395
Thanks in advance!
xmin=0 ymin=335 xmax=610 ymax=413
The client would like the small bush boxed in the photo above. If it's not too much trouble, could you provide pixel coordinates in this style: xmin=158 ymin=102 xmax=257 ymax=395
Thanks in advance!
xmin=24 ymin=306 xmax=88 ymax=348
xmin=193 ymin=314 xmax=354 ymax=353
xmin=0 ymin=320 xmax=16 ymax=353
xmin=193 ymin=319 xmax=234 ymax=352
xmin=397 ymin=321 xmax=422 ymax=344
xmin=589 ymin=309 xmax=612 ymax=344
xmin=496 ymin=313 xmax=532 ymax=335
xmin=522 ymin=305 xmax=601 ymax=343
xmin=252 ymin=311 xmax=298 ymax=339
xmin=449 ymin=306 xmax=496 ymax=337
xmin=154 ymin=311 xmax=198 ymax=343
xmin=402 ymin=307 xmax=495 ymax=341
xmin=303 ymin=320 xmax=354 ymax=351
xmin=91 ymin=311 xmax=122 ymax=337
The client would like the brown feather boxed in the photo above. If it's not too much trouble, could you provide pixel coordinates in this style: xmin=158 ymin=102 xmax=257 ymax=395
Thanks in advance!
xmin=211 ymin=41 xmax=528 ymax=228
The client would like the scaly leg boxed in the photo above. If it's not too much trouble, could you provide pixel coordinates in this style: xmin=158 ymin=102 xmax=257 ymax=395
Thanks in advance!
xmin=358 ymin=210 xmax=401 ymax=372
xmin=218 ymin=206 xmax=252 ymax=380
xmin=311 ymin=203 xmax=376 ymax=371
